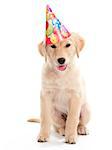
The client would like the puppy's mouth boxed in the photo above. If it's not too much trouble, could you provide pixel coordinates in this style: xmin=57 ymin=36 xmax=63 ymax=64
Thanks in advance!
xmin=56 ymin=64 xmax=67 ymax=71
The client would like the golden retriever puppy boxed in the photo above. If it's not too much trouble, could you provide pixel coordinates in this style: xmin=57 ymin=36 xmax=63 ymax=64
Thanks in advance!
xmin=37 ymin=33 xmax=90 ymax=144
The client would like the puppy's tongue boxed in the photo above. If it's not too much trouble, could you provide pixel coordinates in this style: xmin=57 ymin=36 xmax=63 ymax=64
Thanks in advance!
xmin=57 ymin=65 xmax=67 ymax=71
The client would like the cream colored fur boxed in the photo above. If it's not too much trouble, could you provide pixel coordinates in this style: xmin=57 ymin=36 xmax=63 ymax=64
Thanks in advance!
xmin=37 ymin=33 xmax=90 ymax=144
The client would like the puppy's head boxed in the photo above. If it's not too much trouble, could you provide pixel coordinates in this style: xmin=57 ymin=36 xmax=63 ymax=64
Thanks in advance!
xmin=38 ymin=33 xmax=84 ymax=72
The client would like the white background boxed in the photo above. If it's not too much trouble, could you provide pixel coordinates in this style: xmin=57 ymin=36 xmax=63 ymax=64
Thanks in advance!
xmin=0 ymin=0 xmax=112 ymax=149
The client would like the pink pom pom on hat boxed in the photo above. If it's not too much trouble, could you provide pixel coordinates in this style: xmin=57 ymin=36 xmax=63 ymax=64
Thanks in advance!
xmin=46 ymin=5 xmax=71 ymax=45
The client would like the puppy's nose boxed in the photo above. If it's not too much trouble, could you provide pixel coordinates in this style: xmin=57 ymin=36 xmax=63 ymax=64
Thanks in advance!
xmin=57 ymin=57 xmax=65 ymax=64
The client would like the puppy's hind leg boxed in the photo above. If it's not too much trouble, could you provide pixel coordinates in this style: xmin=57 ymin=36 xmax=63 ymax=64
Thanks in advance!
xmin=52 ymin=111 xmax=66 ymax=136
xmin=54 ymin=126 xmax=65 ymax=136
xmin=78 ymin=103 xmax=90 ymax=135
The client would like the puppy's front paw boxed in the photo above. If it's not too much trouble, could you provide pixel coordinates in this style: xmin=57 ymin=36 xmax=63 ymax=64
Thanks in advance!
xmin=78 ymin=125 xmax=89 ymax=135
xmin=37 ymin=133 xmax=49 ymax=143
xmin=65 ymin=135 xmax=77 ymax=144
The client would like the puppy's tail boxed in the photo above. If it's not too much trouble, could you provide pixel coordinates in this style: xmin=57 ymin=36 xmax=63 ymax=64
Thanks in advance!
xmin=27 ymin=118 xmax=40 ymax=123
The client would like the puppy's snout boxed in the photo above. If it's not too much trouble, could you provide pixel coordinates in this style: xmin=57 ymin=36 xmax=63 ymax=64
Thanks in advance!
xmin=57 ymin=57 xmax=65 ymax=64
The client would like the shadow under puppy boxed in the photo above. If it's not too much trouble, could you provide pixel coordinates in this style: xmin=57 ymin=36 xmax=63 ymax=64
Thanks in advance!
xmin=37 ymin=32 xmax=90 ymax=144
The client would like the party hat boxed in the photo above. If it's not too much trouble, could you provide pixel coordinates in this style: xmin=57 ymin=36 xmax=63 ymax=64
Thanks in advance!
xmin=46 ymin=5 xmax=71 ymax=45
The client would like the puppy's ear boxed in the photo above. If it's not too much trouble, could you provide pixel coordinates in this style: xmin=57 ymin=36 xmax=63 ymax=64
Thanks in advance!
xmin=71 ymin=33 xmax=85 ymax=58
xmin=38 ymin=41 xmax=46 ymax=57
xmin=38 ymin=41 xmax=47 ymax=61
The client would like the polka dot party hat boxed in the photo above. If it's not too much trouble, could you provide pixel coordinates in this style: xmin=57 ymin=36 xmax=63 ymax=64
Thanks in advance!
xmin=46 ymin=5 xmax=71 ymax=45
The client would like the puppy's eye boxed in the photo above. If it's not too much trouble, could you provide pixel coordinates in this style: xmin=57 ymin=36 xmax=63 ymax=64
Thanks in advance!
xmin=65 ymin=43 xmax=71 ymax=48
xmin=51 ymin=44 xmax=57 ymax=48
